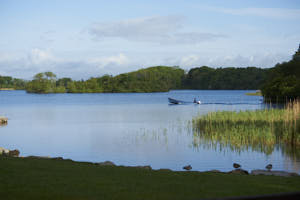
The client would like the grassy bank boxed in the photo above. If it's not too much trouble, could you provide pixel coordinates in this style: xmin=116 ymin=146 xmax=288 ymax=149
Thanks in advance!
xmin=0 ymin=156 xmax=300 ymax=200
xmin=192 ymin=100 xmax=300 ymax=152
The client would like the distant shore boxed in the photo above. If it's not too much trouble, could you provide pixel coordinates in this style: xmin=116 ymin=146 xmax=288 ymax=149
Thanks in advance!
xmin=0 ymin=88 xmax=15 ymax=90
xmin=245 ymin=90 xmax=262 ymax=96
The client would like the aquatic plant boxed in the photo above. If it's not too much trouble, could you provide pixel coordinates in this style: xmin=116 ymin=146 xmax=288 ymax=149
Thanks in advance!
xmin=192 ymin=100 xmax=300 ymax=153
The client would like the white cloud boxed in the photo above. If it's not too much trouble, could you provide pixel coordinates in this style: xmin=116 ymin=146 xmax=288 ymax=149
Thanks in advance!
xmin=0 ymin=49 xmax=132 ymax=79
xmin=88 ymin=53 xmax=129 ymax=68
xmin=207 ymin=7 xmax=300 ymax=19
xmin=90 ymin=15 xmax=183 ymax=39
xmin=89 ymin=16 xmax=225 ymax=44
xmin=27 ymin=48 xmax=55 ymax=65
xmin=174 ymin=53 xmax=290 ymax=69
xmin=180 ymin=55 xmax=200 ymax=66
xmin=0 ymin=48 xmax=292 ymax=80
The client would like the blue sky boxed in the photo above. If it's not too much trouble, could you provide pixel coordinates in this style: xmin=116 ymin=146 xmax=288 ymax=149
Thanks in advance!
xmin=0 ymin=0 xmax=299 ymax=79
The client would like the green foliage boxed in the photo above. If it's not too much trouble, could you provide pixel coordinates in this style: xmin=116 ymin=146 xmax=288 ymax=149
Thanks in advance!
xmin=0 ymin=75 xmax=26 ymax=89
xmin=110 ymin=66 xmax=184 ymax=93
xmin=183 ymin=66 xmax=268 ymax=89
xmin=25 ymin=65 xmax=269 ymax=94
xmin=26 ymin=72 xmax=58 ymax=93
xmin=261 ymin=57 xmax=300 ymax=102
xmin=192 ymin=101 xmax=300 ymax=155
xmin=25 ymin=66 xmax=184 ymax=93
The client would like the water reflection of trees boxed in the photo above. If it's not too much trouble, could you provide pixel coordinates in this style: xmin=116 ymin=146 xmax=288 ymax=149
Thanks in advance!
xmin=133 ymin=128 xmax=169 ymax=146
xmin=283 ymin=145 xmax=300 ymax=172
xmin=191 ymin=131 xmax=277 ymax=155
xmin=128 ymin=119 xmax=187 ymax=148
xmin=191 ymin=127 xmax=300 ymax=161
xmin=191 ymin=102 xmax=300 ymax=160
xmin=130 ymin=117 xmax=300 ymax=165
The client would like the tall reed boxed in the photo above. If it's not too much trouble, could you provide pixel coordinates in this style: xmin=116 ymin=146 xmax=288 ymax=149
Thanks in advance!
xmin=192 ymin=100 xmax=300 ymax=152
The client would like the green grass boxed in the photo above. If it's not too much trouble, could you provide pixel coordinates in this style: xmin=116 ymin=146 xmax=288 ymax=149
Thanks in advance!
xmin=0 ymin=157 xmax=300 ymax=200
xmin=192 ymin=101 xmax=300 ymax=153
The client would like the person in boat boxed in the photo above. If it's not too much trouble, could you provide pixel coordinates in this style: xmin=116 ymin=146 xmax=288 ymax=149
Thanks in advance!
xmin=193 ymin=98 xmax=201 ymax=104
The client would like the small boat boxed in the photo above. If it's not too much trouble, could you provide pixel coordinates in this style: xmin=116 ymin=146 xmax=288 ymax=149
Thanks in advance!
xmin=168 ymin=98 xmax=185 ymax=104
xmin=168 ymin=97 xmax=201 ymax=105
xmin=193 ymin=98 xmax=201 ymax=104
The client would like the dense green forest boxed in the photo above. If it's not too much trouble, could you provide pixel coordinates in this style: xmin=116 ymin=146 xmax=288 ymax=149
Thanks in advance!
xmin=261 ymin=47 xmax=300 ymax=102
xmin=2 ymin=66 xmax=269 ymax=93
xmin=25 ymin=66 xmax=184 ymax=93
xmin=0 ymin=76 xmax=26 ymax=89
xmin=24 ymin=66 xmax=269 ymax=94
xmin=182 ymin=66 xmax=268 ymax=89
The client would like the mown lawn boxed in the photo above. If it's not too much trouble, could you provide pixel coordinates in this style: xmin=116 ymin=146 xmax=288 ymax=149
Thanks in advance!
xmin=0 ymin=157 xmax=300 ymax=200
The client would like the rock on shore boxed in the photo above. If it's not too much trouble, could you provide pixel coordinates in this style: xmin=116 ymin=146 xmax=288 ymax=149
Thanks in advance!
xmin=0 ymin=116 xmax=8 ymax=124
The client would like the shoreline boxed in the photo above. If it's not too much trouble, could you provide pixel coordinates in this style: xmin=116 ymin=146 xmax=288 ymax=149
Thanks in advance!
xmin=22 ymin=156 xmax=300 ymax=177
xmin=245 ymin=90 xmax=262 ymax=96
xmin=0 ymin=88 xmax=15 ymax=90
xmin=1 ymin=147 xmax=299 ymax=177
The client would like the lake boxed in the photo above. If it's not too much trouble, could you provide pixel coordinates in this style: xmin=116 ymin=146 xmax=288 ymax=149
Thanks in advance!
xmin=0 ymin=90 xmax=299 ymax=173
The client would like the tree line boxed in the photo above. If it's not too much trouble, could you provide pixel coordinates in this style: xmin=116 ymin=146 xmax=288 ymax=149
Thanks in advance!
xmin=261 ymin=48 xmax=300 ymax=102
xmin=0 ymin=76 xmax=26 ymax=89
xmin=183 ymin=66 xmax=268 ymax=90
xmin=23 ymin=65 xmax=269 ymax=94
xmin=25 ymin=66 xmax=185 ymax=93
xmin=1 ymin=44 xmax=299 ymax=102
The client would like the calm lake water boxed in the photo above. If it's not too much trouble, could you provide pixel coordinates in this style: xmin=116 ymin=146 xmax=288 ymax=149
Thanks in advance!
xmin=1 ymin=90 xmax=299 ymax=173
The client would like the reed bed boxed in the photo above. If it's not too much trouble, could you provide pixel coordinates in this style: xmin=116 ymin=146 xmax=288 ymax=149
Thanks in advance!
xmin=192 ymin=100 xmax=300 ymax=150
